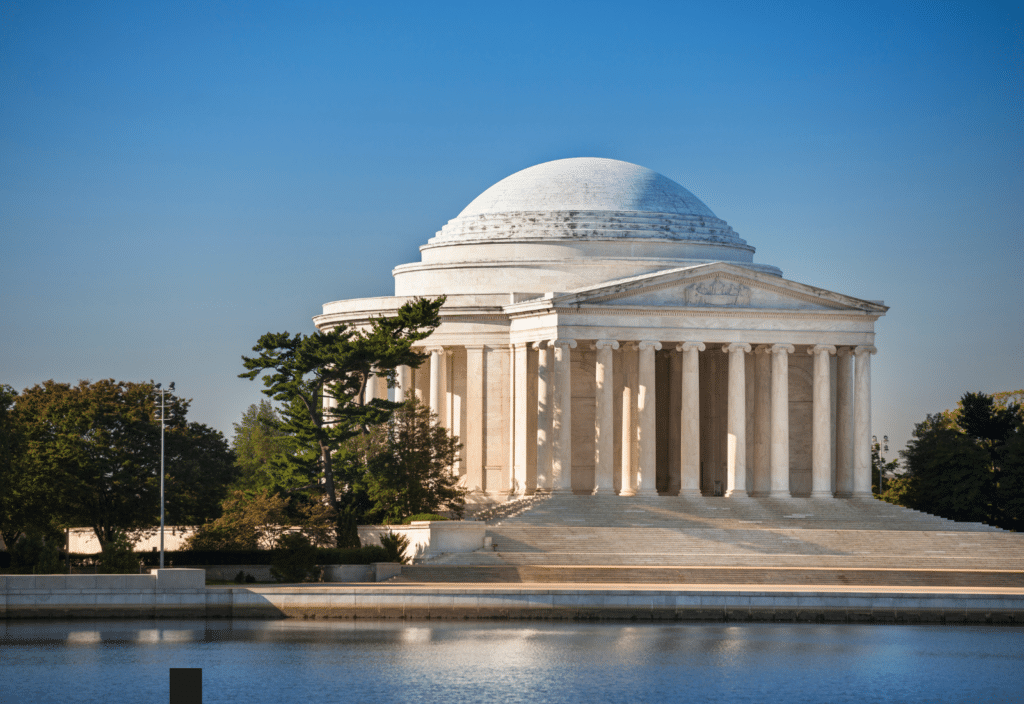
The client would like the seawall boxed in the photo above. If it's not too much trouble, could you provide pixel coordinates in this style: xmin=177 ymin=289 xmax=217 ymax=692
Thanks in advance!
xmin=3 ymin=575 xmax=1024 ymax=624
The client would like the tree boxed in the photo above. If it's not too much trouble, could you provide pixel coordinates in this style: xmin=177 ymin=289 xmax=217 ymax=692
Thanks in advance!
xmin=230 ymin=400 xmax=290 ymax=492
xmin=0 ymin=383 xmax=50 ymax=550
xmin=895 ymin=392 xmax=1024 ymax=530
xmin=354 ymin=400 xmax=465 ymax=525
xmin=239 ymin=296 xmax=444 ymax=541
xmin=958 ymin=391 xmax=1021 ymax=462
xmin=899 ymin=413 xmax=992 ymax=523
xmin=185 ymin=489 xmax=337 ymax=550
xmin=12 ymin=379 xmax=236 ymax=547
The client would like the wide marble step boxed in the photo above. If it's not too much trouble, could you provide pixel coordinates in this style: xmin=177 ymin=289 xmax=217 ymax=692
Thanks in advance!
xmin=398 ymin=564 xmax=1024 ymax=588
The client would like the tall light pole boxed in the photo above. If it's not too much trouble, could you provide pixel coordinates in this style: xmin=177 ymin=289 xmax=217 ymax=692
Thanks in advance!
xmin=154 ymin=382 xmax=175 ymax=569
xmin=872 ymin=433 xmax=890 ymax=494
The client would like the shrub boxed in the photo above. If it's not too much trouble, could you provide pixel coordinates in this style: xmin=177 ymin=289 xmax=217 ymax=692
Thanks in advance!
xmin=379 ymin=532 xmax=410 ymax=564
xmin=401 ymin=513 xmax=449 ymax=524
xmin=97 ymin=533 xmax=140 ymax=574
xmin=9 ymin=528 xmax=65 ymax=574
xmin=270 ymin=532 xmax=320 ymax=583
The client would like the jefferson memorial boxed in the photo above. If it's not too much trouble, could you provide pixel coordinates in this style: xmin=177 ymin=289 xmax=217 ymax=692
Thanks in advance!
xmin=314 ymin=158 xmax=887 ymax=503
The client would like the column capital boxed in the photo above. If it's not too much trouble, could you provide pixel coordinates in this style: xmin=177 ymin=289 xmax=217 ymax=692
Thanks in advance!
xmin=592 ymin=339 xmax=620 ymax=351
xmin=837 ymin=346 xmax=854 ymax=358
xmin=854 ymin=345 xmax=878 ymax=356
xmin=512 ymin=341 xmax=530 ymax=350
xmin=551 ymin=338 xmax=577 ymax=349
xmin=425 ymin=346 xmax=445 ymax=355
xmin=463 ymin=343 xmax=486 ymax=351
xmin=808 ymin=344 xmax=837 ymax=356
xmin=531 ymin=340 xmax=547 ymax=350
xmin=754 ymin=344 xmax=772 ymax=355
xmin=771 ymin=343 xmax=796 ymax=356
xmin=636 ymin=340 xmax=662 ymax=352
xmin=722 ymin=342 xmax=752 ymax=354
xmin=676 ymin=341 xmax=706 ymax=353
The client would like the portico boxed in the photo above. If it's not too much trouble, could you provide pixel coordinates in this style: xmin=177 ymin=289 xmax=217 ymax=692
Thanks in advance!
xmin=314 ymin=158 xmax=887 ymax=503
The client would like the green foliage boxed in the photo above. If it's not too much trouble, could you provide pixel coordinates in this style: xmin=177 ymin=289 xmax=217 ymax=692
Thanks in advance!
xmin=135 ymin=546 xmax=389 ymax=566
xmin=993 ymin=424 xmax=1024 ymax=531
xmin=7 ymin=379 xmax=235 ymax=546
xmin=270 ymin=532 xmax=320 ymax=583
xmin=8 ymin=527 xmax=64 ymax=574
xmin=97 ymin=532 xmax=140 ymax=574
xmin=0 ymin=384 xmax=58 ymax=550
xmin=354 ymin=400 xmax=465 ymax=525
xmin=401 ymin=513 xmax=450 ymax=524
xmin=185 ymin=489 xmax=337 ymax=551
xmin=230 ymin=400 xmax=290 ymax=492
xmin=896 ymin=392 xmax=1024 ymax=529
xmin=185 ymin=490 xmax=291 ymax=550
xmin=379 ymin=532 xmax=410 ymax=564
xmin=238 ymin=296 xmax=444 ymax=544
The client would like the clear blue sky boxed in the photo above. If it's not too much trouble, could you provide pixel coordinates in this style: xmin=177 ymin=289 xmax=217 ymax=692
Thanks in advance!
xmin=2 ymin=0 xmax=1021 ymax=461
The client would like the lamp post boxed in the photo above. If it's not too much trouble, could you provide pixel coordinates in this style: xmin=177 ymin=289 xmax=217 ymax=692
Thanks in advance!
xmin=154 ymin=382 xmax=175 ymax=569
xmin=872 ymin=433 xmax=889 ymax=494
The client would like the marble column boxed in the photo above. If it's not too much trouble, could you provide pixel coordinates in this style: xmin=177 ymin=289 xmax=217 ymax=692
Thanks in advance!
xmin=770 ymin=344 xmax=795 ymax=497
xmin=668 ymin=350 xmax=682 ymax=495
xmin=853 ymin=345 xmax=877 ymax=498
xmin=677 ymin=341 xmax=705 ymax=497
xmin=534 ymin=342 xmax=552 ymax=492
xmin=810 ymin=344 xmax=837 ymax=498
xmin=427 ymin=347 xmax=444 ymax=419
xmin=835 ymin=347 xmax=854 ymax=497
xmin=636 ymin=340 xmax=662 ymax=496
xmin=620 ymin=344 xmax=637 ymax=496
xmin=753 ymin=345 xmax=772 ymax=496
xmin=723 ymin=343 xmax=752 ymax=498
xmin=464 ymin=345 xmax=485 ymax=493
xmin=551 ymin=339 xmax=577 ymax=493
xmin=395 ymin=365 xmax=411 ymax=403
xmin=512 ymin=342 xmax=531 ymax=495
xmin=593 ymin=340 xmax=619 ymax=494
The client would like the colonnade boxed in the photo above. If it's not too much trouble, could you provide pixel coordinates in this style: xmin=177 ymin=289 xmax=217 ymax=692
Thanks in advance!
xmin=367 ymin=340 xmax=877 ymax=499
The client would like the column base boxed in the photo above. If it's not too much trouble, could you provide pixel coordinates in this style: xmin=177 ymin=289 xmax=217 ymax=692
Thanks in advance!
xmin=769 ymin=490 xmax=792 ymax=498
xmin=809 ymin=491 xmax=836 ymax=499
xmin=618 ymin=489 xmax=637 ymax=497
xmin=850 ymin=491 xmax=875 ymax=499
xmin=724 ymin=489 xmax=748 ymax=499
xmin=592 ymin=487 xmax=616 ymax=495
xmin=550 ymin=487 xmax=573 ymax=494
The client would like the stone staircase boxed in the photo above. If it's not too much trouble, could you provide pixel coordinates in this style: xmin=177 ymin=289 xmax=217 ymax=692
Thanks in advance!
xmin=399 ymin=494 xmax=1024 ymax=587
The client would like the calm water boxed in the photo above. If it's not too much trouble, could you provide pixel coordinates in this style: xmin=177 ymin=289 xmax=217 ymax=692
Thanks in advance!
xmin=2 ymin=619 xmax=1023 ymax=704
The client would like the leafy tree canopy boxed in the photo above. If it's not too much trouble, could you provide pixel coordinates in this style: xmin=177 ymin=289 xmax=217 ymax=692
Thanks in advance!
xmin=230 ymin=399 xmax=290 ymax=493
xmin=239 ymin=297 xmax=444 ymax=532
xmin=894 ymin=392 xmax=1024 ymax=530
xmin=7 ymin=379 xmax=236 ymax=547
xmin=352 ymin=400 xmax=465 ymax=525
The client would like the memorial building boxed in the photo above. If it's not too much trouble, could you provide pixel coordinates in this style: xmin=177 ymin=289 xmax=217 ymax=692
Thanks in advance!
xmin=314 ymin=158 xmax=887 ymax=503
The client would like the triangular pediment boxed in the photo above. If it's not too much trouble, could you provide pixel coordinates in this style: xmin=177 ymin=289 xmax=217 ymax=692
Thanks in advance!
xmin=544 ymin=263 xmax=887 ymax=313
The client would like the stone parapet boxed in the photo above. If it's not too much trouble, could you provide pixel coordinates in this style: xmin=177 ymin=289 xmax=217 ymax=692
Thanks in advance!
xmin=358 ymin=522 xmax=487 ymax=563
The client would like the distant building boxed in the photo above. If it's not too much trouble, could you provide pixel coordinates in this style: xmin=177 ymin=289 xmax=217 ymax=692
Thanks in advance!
xmin=315 ymin=158 xmax=887 ymax=502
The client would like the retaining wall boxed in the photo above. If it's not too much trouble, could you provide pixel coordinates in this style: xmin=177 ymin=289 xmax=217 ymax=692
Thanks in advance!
xmin=3 ymin=578 xmax=1023 ymax=623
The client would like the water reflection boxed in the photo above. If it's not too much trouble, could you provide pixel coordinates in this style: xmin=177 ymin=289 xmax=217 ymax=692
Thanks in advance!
xmin=2 ymin=620 xmax=1023 ymax=704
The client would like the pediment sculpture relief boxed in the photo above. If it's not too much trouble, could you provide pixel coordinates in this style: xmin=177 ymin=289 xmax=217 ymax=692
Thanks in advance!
xmin=684 ymin=278 xmax=752 ymax=306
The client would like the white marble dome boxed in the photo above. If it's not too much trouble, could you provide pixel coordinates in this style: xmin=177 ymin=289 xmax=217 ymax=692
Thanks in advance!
xmin=457 ymin=157 xmax=717 ymax=218
xmin=393 ymin=157 xmax=782 ymax=296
